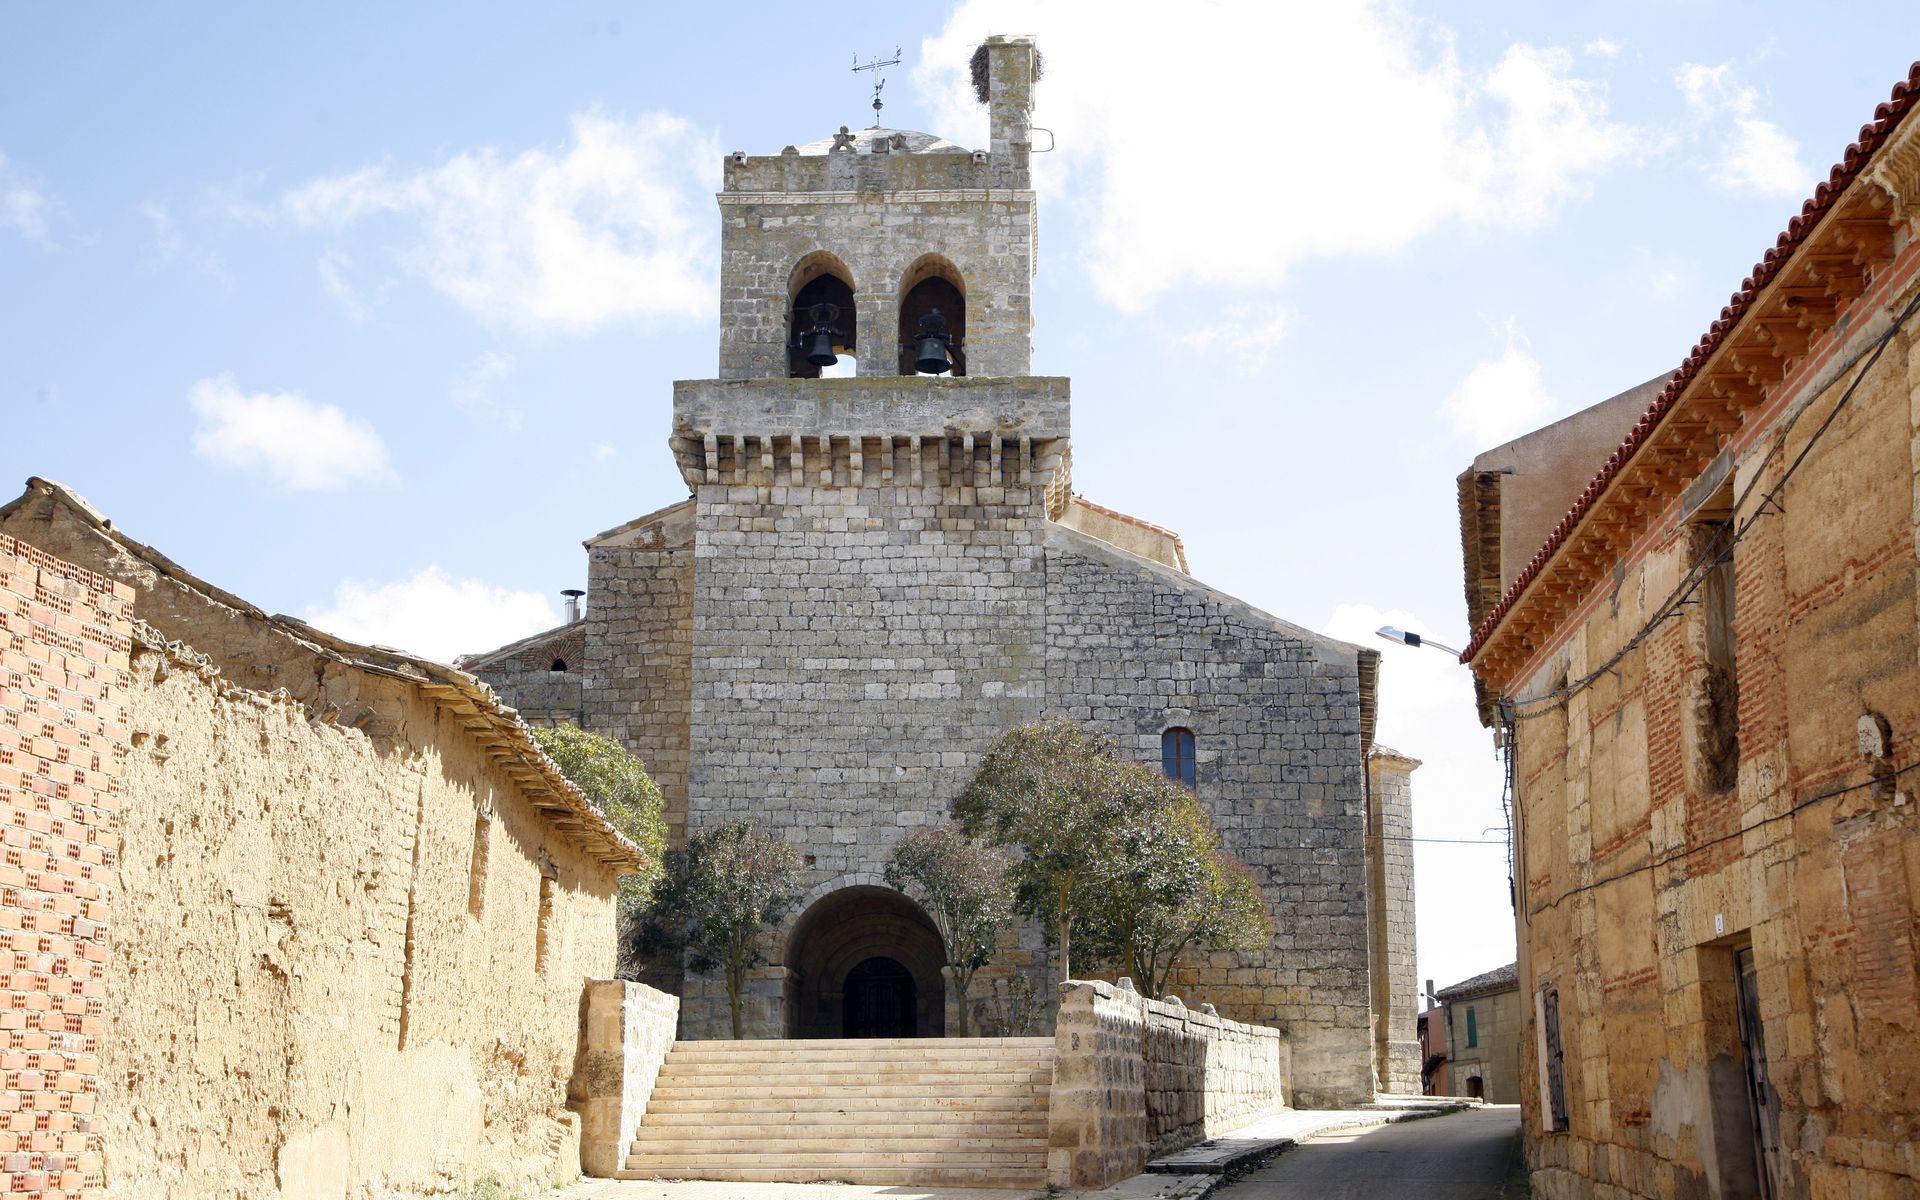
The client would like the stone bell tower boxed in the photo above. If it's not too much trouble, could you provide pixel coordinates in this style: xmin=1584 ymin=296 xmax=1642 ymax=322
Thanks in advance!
xmin=714 ymin=34 xmax=1039 ymax=381
xmin=657 ymin=34 xmax=1074 ymax=1040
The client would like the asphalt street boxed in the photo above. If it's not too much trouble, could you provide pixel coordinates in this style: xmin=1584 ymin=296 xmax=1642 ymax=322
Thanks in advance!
xmin=1214 ymin=1106 xmax=1524 ymax=1199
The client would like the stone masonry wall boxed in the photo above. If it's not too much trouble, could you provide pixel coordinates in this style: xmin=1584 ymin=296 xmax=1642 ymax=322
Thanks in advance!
xmin=0 ymin=535 xmax=131 ymax=1200
xmin=571 ymin=980 xmax=679 ymax=1177
xmin=683 ymin=452 xmax=1054 ymax=1036
xmin=1367 ymin=750 xmax=1421 ymax=1094
xmin=1047 ymin=978 xmax=1286 ymax=1190
xmin=1502 ymin=269 xmax=1920 ymax=1199
xmin=1043 ymin=525 xmax=1375 ymax=1107
xmin=586 ymin=535 xmax=694 ymax=849
xmin=716 ymin=190 xmax=1035 ymax=382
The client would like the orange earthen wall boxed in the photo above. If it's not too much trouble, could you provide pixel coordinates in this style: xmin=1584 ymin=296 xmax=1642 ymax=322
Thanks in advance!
xmin=0 ymin=536 xmax=131 ymax=1200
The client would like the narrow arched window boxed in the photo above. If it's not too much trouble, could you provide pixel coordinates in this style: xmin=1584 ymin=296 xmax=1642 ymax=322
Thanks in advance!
xmin=1162 ymin=728 xmax=1196 ymax=789
xmin=897 ymin=254 xmax=967 ymax=376
xmin=788 ymin=252 xmax=857 ymax=379
xmin=550 ymin=658 xmax=568 ymax=673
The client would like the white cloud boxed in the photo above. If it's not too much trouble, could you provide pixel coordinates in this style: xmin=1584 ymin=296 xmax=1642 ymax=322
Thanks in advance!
xmin=1438 ymin=321 xmax=1555 ymax=445
xmin=1322 ymin=602 xmax=1515 ymax=1005
xmin=1674 ymin=62 xmax=1811 ymax=196
xmin=591 ymin=441 xmax=617 ymax=460
xmin=138 ymin=201 xmax=231 ymax=285
xmin=189 ymin=375 xmax=396 ymax=491
xmin=449 ymin=350 xmax=521 ymax=430
xmin=275 ymin=111 xmax=721 ymax=334
xmin=916 ymin=3 xmax=1641 ymax=311
xmin=1178 ymin=304 xmax=1294 ymax=374
xmin=1 ymin=150 xmax=56 ymax=247
xmin=316 ymin=251 xmax=376 ymax=322
xmin=1583 ymin=38 xmax=1622 ymax=59
xmin=306 ymin=566 xmax=558 ymax=664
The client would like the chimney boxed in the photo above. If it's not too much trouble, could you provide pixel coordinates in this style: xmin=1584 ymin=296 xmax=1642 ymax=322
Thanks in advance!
xmin=561 ymin=589 xmax=585 ymax=624
xmin=983 ymin=35 xmax=1037 ymax=182
xmin=1425 ymin=978 xmax=1436 ymax=1008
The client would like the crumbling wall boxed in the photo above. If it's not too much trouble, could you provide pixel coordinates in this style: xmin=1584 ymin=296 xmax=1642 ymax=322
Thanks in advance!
xmin=1047 ymin=979 xmax=1286 ymax=1190
xmin=103 ymin=632 xmax=618 ymax=1199
xmin=1507 ymin=286 xmax=1920 ymax=1200
xmin=0 ymin=535 xmax=132 ymax=1199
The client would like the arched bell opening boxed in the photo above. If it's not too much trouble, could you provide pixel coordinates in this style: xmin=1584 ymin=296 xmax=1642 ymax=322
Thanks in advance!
xmin=897 ymin=255 xmax=967 ymax=377
xmin=782 ymin=884 xmax=946 ymax=1038
xmin=788 ymin=252 xmax=857 ymax=379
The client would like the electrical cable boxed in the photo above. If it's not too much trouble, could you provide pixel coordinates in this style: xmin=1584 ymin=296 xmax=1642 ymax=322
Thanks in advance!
xmin=1526 ymin=757 xmax=1920 ymax=917
xmin=1496 ymin=283 xmax=1920 ymax=724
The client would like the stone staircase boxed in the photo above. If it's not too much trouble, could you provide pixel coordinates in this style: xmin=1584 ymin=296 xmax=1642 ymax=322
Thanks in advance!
xmin=620 ymin=1036 xmax=1055 ymax=1187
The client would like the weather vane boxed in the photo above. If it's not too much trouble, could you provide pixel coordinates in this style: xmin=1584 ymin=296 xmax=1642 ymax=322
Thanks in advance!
xmin=852 ymin=47 xmax=902 ymax=126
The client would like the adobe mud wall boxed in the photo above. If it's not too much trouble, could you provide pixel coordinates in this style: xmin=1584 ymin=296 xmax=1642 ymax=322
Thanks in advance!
xmin=103 ymin=628 xmax=619 ymax=1199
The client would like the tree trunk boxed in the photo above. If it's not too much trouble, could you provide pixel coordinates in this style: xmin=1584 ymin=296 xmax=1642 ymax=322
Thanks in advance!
xmin=954 ymin=973 xmax=971 ymax=1037
xmin=726 ymin=965 xmax=744 ymax=1039
xmin=1056 ymin=879 xmax=1073 ymax=984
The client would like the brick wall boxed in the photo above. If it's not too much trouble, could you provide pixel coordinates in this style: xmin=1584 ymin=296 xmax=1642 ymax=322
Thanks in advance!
xmin=0 ymin=535 xmax=131 ymax=1200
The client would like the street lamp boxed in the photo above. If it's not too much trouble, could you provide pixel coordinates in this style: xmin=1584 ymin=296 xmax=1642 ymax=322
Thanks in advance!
xmin=1375 ymin=625 xmax=1464 ymax=659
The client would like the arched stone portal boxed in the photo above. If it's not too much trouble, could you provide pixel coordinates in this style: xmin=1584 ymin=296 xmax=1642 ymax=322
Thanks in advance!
xmin=784 ymin=886 xmax=946 ymax=1038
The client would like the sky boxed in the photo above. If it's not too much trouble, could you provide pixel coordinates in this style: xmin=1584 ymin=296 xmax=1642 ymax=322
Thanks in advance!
xmin=4 ymin=2 xmax=1916 ymax=1011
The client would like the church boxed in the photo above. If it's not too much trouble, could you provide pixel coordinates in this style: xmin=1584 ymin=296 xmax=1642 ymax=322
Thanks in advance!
xmin=466 ymin=35 xmax=1416 ymax=1107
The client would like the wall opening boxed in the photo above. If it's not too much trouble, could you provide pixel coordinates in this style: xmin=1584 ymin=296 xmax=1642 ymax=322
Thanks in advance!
xmin=784 ymin=885 xmax=946 ymax=1038
xmin=467 ymin=811 xmax=491 ymax=919
xmin=534 ymin=853 xmax=559 ymax=976
xmin=788 ymin=252 xmax=857 ymax=379
xmin=1689 ymin=478 xmax=1740 ymax=792
xmin=897 ymin=255 xmax=967 ymax=376
xmin=1535 ymin=985 xmax=1570 ymax=1132
xmin=1466 ymin=1005 xmax=1478 ymax=1047
xmin=843 ymin=956 xmax=918 ymax=1037
xmin=1162 ymin=727 xmax=1196 ymax=789
xmin=1467 ymin=1075 xmax=1484 ymax=1100
xmin=1699 ymin=942 xmax=1779 ymax=1198
xmin=550 ymin=658 xmax=568 ymax=673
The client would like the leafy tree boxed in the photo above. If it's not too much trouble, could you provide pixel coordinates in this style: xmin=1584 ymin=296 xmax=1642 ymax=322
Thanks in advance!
xmin=952 ymin=720 xmax=1137 ymax=983
xmin=884 ymin=825 xmax=1016 ymax=1036
xmin=635 ymin=820 xmax=803 ymax=1038
xmin=1080 ymin=788 xmax=1273 ymax=997
xmin=529 ymin=723 xmax=668 ymax=909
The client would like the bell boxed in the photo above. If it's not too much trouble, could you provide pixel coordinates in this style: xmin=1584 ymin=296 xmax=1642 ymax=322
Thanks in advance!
xmin=914 ymin=335 xmax=952 ymax=375
xmin=805 ymin=329 xmax=838 ymax=368
xmin=914 ymin=307 xmax=953 ymax=374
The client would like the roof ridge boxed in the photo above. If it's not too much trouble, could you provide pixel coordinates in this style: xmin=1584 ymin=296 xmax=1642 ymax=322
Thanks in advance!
xmin=1464 ymin=61 xmax=1920 ymax=664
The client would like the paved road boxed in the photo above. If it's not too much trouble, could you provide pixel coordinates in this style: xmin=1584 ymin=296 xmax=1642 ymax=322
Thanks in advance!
xmin=1215 ymin=1105 xmax=1523 ymax=1199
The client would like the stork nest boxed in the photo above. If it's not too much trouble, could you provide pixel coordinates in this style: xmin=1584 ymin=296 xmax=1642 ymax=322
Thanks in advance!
xmin=970 ymin=42 xmax=1043 ymax=105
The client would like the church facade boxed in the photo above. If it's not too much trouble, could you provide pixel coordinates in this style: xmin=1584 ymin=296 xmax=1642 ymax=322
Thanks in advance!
xmin=468 ymin=36 xmax=1415 ymax=1106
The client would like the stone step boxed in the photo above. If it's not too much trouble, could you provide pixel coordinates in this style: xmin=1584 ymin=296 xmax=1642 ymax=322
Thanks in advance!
xmin=625 ymin=1150 xmax=1046 ymax=1169
xmin=630 ymin=1133 xmax=1045 ymax=1154
xmin=612 ymin=1164 xmax=1048 ymax=1187
xmin=665 ymin=1037 xmax=1053 ymax=1055
xmin=648 ymin=1075 xmax=1052 ymax=1090
xmin=648 ymin=1080 xmax=1049 ymax=1101
xmin=639 ymin=1111 xmax=1048 ymax=1131
xmin=646 ymin=1091 xmax=1047 ymax=1116
xmin=658 ymin=1054 xmax=1053 ymax=1074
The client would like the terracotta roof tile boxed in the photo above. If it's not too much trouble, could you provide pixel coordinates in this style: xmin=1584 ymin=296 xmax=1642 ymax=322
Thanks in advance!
xmin=1464 ymin=61 xmax=1920 ymax=664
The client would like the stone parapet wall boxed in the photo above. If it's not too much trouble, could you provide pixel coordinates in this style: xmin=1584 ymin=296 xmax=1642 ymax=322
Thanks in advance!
xmin=0 ymin=535 xmax=132 ymax=1200
xmin=1047 ymin=979 xmax=1287 ymax=1190
xmin=571 ymin=980 xmax=679 ymax=1177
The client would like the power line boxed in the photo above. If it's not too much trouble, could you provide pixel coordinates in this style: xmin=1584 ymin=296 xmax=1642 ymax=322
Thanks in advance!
xmin=1498 ymin=283 xmax=1920 ymax=724
xmin=1526 ymin=758 xmax=1920 ymax=916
